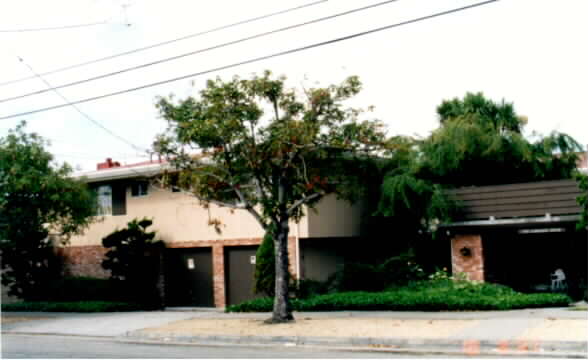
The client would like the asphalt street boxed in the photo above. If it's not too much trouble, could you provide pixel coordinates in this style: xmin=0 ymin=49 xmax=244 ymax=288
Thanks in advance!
xmin=1 ymin=334 xmax=489 ymax=359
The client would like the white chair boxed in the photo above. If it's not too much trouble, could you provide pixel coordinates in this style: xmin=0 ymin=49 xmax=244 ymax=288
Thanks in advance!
xmin=550 ymin=268 xmax=567 ymax=292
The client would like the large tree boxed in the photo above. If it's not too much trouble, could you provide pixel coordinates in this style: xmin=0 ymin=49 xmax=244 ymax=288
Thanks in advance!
xmin=0 ymin=123 xmax=96 ymax=300
xmin=418 ymin=92 xmax=582 ymax=186
xmin=375 ymin=92 xmax=583 ymax=241
xmin=154 ymin=71 xmax=386 ymax=322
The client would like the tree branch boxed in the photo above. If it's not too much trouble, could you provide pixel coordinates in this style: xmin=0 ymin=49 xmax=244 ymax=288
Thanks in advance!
xmin=246 ymin=205 xmax=267 ymax=230
xmin=286 ymin=192 xmax=324 ymax=216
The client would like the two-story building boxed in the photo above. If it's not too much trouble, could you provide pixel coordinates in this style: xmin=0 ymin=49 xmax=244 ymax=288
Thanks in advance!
xmin=60 ymin=158 xmax=363 ymax=308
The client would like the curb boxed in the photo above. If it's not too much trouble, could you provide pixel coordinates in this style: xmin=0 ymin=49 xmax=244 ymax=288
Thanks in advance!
xmin=126 ymin=331 xmax=588 ymax=358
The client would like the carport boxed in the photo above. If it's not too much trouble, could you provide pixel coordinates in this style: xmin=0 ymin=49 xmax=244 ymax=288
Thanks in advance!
xmin=441 ymin=179 xmax=587 ymax=296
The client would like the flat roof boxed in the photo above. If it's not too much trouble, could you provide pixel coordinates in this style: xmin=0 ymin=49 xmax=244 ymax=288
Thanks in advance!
xmin=72 ymin=161 xmax=168 ymax=183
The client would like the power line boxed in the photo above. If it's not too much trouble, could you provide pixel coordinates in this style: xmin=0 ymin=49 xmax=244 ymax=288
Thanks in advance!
xmin=16 ymin=56 xmax=147 ymax=152
xmin=0 ymin=0 xmax=403 ymax=104
xmin=0 ymin=20 xmax=111 ymax=33
xmin=0 ymin=0 xmax=499 ymax=122
xmin=0 ymin=0 xmax=327 ymax=87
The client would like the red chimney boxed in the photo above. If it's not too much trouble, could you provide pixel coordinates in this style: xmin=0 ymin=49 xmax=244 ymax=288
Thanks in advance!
xmin=97 ymin=158 xmax=121 ymax=170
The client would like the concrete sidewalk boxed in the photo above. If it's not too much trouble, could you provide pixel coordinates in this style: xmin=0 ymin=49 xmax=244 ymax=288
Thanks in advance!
xmin=2 ymin=307 xmax=587 ymax=358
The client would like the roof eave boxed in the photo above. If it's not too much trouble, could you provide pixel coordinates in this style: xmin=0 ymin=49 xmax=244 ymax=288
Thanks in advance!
xmin=72 ymin=163 xmax=170 ymax=183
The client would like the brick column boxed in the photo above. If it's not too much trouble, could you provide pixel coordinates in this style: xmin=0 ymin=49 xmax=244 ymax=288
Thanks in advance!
xmin=451 ymin=234 xmax=485 ymax=282
xmin=212 ymin=244 xmax=226 ymax=308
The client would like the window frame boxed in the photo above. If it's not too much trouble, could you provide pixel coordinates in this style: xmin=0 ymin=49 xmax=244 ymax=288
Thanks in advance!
xmin=131 ymin=181 xmax=149 ymax=198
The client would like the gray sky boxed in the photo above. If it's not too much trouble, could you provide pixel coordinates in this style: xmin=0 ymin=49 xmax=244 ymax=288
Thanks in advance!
xmin=1 ymin=0 xmax=587 ymax=171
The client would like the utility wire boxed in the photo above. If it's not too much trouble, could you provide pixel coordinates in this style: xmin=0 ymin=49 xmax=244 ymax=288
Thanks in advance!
xmin=0 ymin=20 xmax=111 ymax=33
xmin=1 ymin=0 xmax=499 ymax=121
xmin=0 ymin=0 xmax=402 ymax=104
xmin=0 ymin=0 xmax=327 ymax=87
xmin=16 ymin=56 xmax=147 ymax=152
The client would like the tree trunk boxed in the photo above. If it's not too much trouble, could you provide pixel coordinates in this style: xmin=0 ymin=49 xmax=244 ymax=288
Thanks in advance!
xmin=267 ymin=217 xmax=294 ymax=323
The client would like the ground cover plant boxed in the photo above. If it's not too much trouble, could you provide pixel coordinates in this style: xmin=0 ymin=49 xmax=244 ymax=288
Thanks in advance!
xmin=1 ymin=301 xmax=149 ymax=312
xmin=226 ymin=277 xmax=572 ymax=313
xmin=1 ymin=276 xmax=161 ymax=312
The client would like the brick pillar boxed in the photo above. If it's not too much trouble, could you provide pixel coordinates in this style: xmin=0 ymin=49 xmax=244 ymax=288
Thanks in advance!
xmin=212 ymin=244 xmax=226 ymax=308
xmin=451 ymin=234 xmax=485 ymax=282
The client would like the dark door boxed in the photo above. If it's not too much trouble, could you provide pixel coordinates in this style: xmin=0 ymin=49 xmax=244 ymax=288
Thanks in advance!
xmin=165 ymin=248 xmax=214 ymax=307
xmin=225 ymin=246 xmax=262 ymax=305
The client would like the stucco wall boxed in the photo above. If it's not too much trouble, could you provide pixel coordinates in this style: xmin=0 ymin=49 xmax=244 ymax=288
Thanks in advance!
xmin=306 ymin=195 xmax=363 ymax=238
xmin=70 ymin=184 xmax=267 ymax=246
xmin=70 ymin=184 xmax=361 ymax=247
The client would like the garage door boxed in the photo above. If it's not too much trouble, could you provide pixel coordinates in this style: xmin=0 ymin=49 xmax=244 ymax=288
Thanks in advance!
xmin=165 ymin=248 xmax=214 ymax=307
xmin=225 ymin=246 xmax=263 ymax=306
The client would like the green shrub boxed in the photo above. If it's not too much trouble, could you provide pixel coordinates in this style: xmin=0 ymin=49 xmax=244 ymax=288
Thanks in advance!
xmin=253 ymin=227 xmax=276 ymax=297
xmin=227 ymin=280 xmax=572 ymax=312
xmin=1 ymin=301 xmax=152 ymax=312
xmin=331 ymin=250 xmax=426 ymax=292
xmin=295 ymin=279 xmax=331 ymax=299
xmin=101 ymin=218 xmax=164 ymax=308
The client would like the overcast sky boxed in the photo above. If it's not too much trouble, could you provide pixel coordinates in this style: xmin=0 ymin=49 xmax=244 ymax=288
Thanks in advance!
xmin=1 ymin=0 xmax=587 ymax=171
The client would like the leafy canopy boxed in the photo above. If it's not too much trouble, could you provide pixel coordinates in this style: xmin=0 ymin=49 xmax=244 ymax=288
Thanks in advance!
xmin=417 ymin=92 xmax=582 ymax=187
xmin=154 ymin=71 xmax=387 ymax=228
xmin=0 ymin=123 xmax=95 ymax=299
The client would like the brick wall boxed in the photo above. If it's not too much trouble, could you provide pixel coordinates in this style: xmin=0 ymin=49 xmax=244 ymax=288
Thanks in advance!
xmin=451 ymin=234 xmax=485 ymax=282
xmin=57 ymin=245 xmax=110 ymax=278
xmin=59 ymin=235 xmax=300 ymax=308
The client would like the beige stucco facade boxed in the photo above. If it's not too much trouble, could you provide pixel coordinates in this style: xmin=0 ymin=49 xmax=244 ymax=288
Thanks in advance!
xmin=70 ymin=183 xmax=361 ymax=247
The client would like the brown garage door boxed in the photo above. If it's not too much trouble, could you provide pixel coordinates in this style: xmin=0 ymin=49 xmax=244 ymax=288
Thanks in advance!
xmin=225 ymin=246 xmax=263 ymax=306
xmin=165 ymin=248 xmax=214 ymax=307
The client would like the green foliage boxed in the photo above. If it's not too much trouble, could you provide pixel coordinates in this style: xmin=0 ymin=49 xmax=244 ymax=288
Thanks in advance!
xmin=376 ymin=173 xmax=458 ymax=232
xmin=437 ymin=92 xmax=524 ymax=134
xmin=326 ymin=250 xmax=426 ymax=293
xmin=1 ymin=301 xmax=151 ymax=312
xmin=576 ymin=172 xmax=588 ymax=230
xmin=253 ymin=226 xmax=276 ymax=296
xmin=101 ymin=218 xmax=164 ymax=307
xmin=295 ymin=279 xmax=331 ymax=299
xmin=418 ymin=94 xmax=582 ymax=187
xmin=154 ymin=71 xmax=386 ymax=226
xmin=0 ymin=123 xmax=95 ymax=300
xmin=226 ymin=281 xmax=571 ymax=313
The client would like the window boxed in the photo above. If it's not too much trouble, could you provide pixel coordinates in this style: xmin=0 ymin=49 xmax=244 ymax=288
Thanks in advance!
xmin=131 ymin=181 xmax=149 ymax=197
xmin=94 ymin=183 xmax=126 ymax=216
xmin=96 ymin=185 xmax=112 ymax=215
